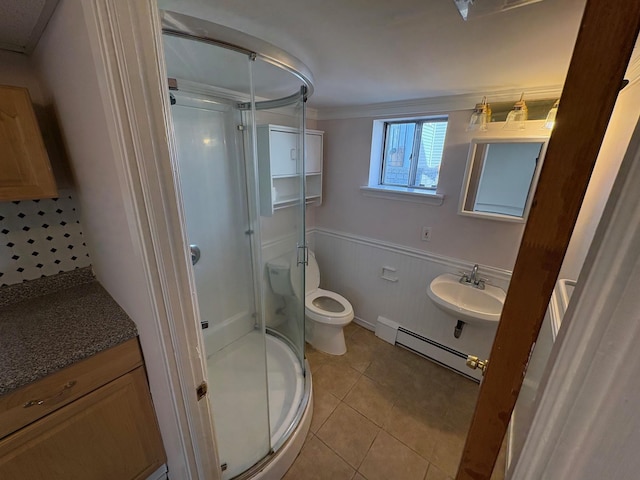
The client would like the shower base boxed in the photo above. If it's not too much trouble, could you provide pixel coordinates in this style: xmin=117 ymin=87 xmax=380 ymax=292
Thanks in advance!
xmin=207 ymin=330 xmax=310 ymax=479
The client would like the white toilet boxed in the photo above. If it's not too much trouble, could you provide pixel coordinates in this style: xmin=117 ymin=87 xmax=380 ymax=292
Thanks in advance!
xmin=266 ymin=250 xmax=354 ymax=355
xmin=304 ymin=251 xmax=354 ymax=355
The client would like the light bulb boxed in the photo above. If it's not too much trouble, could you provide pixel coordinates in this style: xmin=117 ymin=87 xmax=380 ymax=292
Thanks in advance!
xmin=467 ymin=97 xmax=491 ymax=132
xmin=504 ymin=93 xmax=528 ymax=130
xmin=543 ymin=100 xmax=559 ymax=130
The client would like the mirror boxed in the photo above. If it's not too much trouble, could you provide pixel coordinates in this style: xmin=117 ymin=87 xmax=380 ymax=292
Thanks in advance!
xmin=459 ymin=137 xmax=548 ymax=222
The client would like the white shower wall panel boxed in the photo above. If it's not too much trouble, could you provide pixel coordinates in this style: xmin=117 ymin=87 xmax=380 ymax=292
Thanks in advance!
xmin=172 ymin=102 xmax=255 ymax=340
xmin=312 ymin=229 xmax=512 ymax=367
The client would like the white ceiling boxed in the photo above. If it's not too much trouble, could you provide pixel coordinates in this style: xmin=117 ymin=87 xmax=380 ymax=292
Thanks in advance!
xmin=158 ymin=0 xmax=589 ymax=109
xmin=5 ymin=0 xmax=632 ymax=110
xmin=0 ymin=0 xmax=58 ymax=54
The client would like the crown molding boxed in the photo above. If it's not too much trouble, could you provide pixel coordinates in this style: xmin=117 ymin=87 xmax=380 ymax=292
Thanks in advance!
xmin=315 ymin=85 xmax=565 ymax=120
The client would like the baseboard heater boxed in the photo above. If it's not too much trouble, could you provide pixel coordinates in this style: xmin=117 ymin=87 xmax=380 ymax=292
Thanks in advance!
xmin=375 ymin=316 xmax=481 ymax=382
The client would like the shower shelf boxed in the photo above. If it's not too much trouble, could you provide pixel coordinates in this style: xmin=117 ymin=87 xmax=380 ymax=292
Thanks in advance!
xmin=257 ymin=124 xmax=324 ymax=216
xmin=273 ymin=194 xmax=322 ymax=211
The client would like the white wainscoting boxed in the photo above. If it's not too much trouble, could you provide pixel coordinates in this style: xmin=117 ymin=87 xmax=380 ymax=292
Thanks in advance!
xmin=261 ymin=231 xmax=300 ymax=330
xmin=310 ymin=228 xmax=512 ymax=374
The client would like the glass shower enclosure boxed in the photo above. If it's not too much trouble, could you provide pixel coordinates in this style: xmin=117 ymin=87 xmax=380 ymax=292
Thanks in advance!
xmin=161 ymin=11 xmax=312 ymax=479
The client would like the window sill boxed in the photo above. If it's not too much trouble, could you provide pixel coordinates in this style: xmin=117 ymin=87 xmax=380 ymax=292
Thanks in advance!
xmin=360 ymin=185 xmax=444 ymax=206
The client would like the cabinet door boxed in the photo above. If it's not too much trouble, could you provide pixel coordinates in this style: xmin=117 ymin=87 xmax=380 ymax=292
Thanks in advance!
xmin=0 ymin=367 xmax=166 ymax=480
xmin=0 ymin=86 xmax=57 ymax=201
xmin=270 ymin=130 xmax=299 ymax=177
xmin=305 ymin=132 xmax=323 ymax=174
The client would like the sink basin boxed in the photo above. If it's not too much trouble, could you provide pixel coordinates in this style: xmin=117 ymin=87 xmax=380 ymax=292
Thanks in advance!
xmin=427 ymin=273 xmax=506 ymax=325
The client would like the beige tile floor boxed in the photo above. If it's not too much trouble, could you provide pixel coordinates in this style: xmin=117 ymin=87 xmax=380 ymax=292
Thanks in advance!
xmin=283 ymin=323 xmax=506 ymax=480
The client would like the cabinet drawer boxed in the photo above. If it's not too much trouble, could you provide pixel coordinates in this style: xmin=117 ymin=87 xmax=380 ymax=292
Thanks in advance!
xmin=0 ymin=338 xmax=142 ymax=439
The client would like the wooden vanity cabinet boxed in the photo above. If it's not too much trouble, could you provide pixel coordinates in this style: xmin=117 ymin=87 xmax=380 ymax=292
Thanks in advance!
xmin=0 ymin=339 xmax=166 ymax=479
xmin=0 ymin=85 xmax=57 ymax=201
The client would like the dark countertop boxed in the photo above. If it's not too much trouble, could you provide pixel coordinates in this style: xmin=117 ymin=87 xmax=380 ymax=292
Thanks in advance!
xmin=0 ymin=268 xmax=138 ymax=396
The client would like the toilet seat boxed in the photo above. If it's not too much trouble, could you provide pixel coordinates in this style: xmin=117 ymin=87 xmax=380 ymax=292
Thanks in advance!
xmin=305 ymin=288 xmax=353 ymax=324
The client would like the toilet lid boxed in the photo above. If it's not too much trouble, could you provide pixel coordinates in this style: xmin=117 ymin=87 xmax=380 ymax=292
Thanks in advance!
xmin=305 ymin=289 xmax=353 ymax=319
xmin=306 ymin=250 xmax=320 ymax=292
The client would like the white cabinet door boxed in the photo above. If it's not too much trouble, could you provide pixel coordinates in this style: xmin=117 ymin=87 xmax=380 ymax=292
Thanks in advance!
xmin=270 ymin=130 xmax=298 ymax=177
xmin=306 ymin=133 xmax=323 ymax=174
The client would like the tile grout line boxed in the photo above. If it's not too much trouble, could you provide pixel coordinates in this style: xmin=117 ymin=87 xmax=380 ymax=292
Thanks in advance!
xmin=312 ymin=391 xmax=340 ymax=433
xmin=316 ymin=399 xmax=380 ymax=471
xmin=300 ymin=323 xmax=486 ymax=480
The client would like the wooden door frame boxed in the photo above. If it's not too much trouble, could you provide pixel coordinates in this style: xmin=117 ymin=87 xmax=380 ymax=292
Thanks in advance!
xmin=456 ymin=1 xmax=640 ymax=479
xmin=80 ymin=1 xmax=221 ymax=478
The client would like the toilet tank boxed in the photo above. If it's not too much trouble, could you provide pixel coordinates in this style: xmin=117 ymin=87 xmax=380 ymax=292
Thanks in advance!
xmin=266 ymin=257 xmax=294 ymax=296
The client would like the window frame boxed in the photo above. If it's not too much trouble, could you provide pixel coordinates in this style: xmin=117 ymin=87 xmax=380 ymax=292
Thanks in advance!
xmin=362 ymin=115 xmax=447 ymax=206
xmin=379 ymin=118 xmax=448 ymax=191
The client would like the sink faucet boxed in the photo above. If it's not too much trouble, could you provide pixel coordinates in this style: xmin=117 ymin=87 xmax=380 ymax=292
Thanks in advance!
xmin=469 ymin=264 xmax=479 ymax=284
xmin=460 ymin=264 xmax=485 ymax=289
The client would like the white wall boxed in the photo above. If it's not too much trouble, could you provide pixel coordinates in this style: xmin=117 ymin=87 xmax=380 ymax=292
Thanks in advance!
xmin=33 ymin=0 xmax=152 ymax=352
xmin=0 ymin=51 xmax=46 ymax=104
xmin=560 ymin=79 xmax=640 ymax=279
xmin=316 ymin=110 xmax=527 ymax=271
xmin=31 ymin=0 xmax=188 ymax=476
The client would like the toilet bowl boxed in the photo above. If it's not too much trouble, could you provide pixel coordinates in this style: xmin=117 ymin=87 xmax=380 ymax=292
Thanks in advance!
xmin=304 ymin=251 xmax=354 ymax=355
xmin=266 ymin=250 xmax=354 ymax=355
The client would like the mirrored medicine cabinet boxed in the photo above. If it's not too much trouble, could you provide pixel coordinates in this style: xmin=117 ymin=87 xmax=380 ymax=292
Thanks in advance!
xmin=459 ymin=137 xmax=549 ymax=222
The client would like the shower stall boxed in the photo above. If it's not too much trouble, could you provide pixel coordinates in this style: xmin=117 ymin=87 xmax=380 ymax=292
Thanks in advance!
xmin=160 ymin=11 xmax=312 ymax=480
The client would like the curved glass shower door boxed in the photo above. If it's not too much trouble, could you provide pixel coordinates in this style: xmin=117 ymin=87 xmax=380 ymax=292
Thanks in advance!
xmin=249 ymin=81 xmax=308 ymax=451
xmin=164 ymin=37 xmax=271 ymax=479
xmin=162 ymin=19 xmax=309 ymax=479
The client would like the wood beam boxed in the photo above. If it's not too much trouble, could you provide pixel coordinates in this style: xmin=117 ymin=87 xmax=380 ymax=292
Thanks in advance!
xmin=455 ymin=1 xmax=640 ymax=479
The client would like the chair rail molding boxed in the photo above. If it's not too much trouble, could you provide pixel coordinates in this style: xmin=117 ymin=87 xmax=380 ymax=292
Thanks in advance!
xmin=312 ymin=227 xmax=513 ymax=283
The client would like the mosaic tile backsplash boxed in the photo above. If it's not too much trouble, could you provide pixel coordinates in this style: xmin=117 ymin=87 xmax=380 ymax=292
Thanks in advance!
xmin=0 ymin=189 xmax=91 ymax=287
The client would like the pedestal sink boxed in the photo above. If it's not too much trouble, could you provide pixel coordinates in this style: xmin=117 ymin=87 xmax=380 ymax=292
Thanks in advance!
xmin=427 ymin=273 xmax=506 ymax=325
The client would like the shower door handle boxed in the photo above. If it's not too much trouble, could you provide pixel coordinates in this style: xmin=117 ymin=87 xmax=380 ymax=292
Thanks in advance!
xmin=297 ymin=244 xmax=308 ymax=266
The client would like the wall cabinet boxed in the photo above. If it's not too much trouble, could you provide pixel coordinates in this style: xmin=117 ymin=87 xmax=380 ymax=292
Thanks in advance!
xmin=257 ymin=124 xmax=323 ymax=216
xmin=0 ymin=85 xmax=57 ymax=201
xmin=0 ymin=339 xmax=166 ymax=479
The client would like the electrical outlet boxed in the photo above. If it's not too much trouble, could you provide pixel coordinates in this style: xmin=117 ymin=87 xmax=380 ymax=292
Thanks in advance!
xmin=421 ymin=226 xmax=432 ymax=242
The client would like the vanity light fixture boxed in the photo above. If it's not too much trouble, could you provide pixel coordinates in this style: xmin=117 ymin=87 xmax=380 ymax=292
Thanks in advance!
xmin=467 ymin=96 xmax=492 ymax=132
xmin=504 ymin=92 xmax=528 ymax=130
xmin=542 ymin=99 xmax=559 ymax=130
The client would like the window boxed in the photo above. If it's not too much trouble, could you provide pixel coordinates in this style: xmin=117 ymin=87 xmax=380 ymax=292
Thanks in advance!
xmin=363 ymin=116 xmax=447 ymax=205
xmin=380 ymin=119 xmax=448 ymax=189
